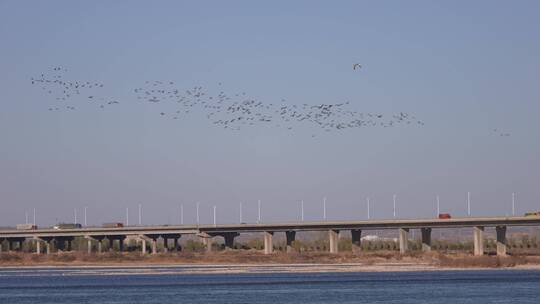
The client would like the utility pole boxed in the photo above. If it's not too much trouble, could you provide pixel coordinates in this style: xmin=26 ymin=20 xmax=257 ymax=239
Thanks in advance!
xmin=126 ymin=207 xmax=129 ymax=226
xmin=512 ymin=192 xmax=515 ymax=216
xmin=138 ymin=203 xmax=142 ymax=226
xmin=467 ymin=192 xmax=471 ymax=216
xmin=239 ymin=202 xmax=243 ymax=223
xmin=84 ymin=207 xmax=87 ymax=226
xmin=323 ymin=197 xmax=327 ymax=221
xmin=436 ymin=195 xmax=440 ymax=216
xmin=180 ymin=204 xmax=184 ymax=225
xmin=257 ymin=200 xmax=261 ymax=224
xmin=196 ymin=202 xmax=200 ymax=225
xmin=74 ymin=208 xmax=77 ymax=224
xmin=393 ymin=194 xmax=396 ymax=219
xmin=367 ymin=197 xmax=371 ymax=220
xmin=213 ymin=206 xmax=216 ymax=227
xmin=301 ymin=200 xmax=304 ymax=222
xmin=33 ymin=208 xmax=36 ymax=225
xmin=25 ymin=212 xmax=28 ymax=224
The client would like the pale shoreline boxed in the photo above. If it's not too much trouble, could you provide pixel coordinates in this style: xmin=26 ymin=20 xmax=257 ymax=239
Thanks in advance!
xmin=2 ymin=262 xmax=540 ymax=275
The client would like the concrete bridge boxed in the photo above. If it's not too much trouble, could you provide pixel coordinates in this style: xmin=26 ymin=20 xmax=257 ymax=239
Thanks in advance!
xmin=1 ymin=216 xmax=539 ymax=256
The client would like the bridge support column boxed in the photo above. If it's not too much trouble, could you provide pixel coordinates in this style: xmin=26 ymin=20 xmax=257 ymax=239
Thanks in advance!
xmin=223 ymin=233 xmax=238 ymax=250
xmin=496 ymin=226 xmax=507 ymax=256
xmin=108 ymin=237 xmax=115 ymax=252
xmin=87 ymin=236 xmax=105 ymax=254
xmin=35 ymin=239 xmax=41 ymax=254
xmin=163 ymin=237 xmax=168 ymax=253
xmin=173 ymin=238 xmax=180 ymax=252
xmin=143 ymin=235 xmax=160 ymax=254
xmin=473 ymin=226 xmax=484 ymax=256
xmin=38 ymin=237 xmax=53 ymax=255
xmin=152 ymin=239 xmax=157 ymax=254
xmin=118 ymin=238 xmax=124 ymax=252
xmin=351 ymin=229 xmax=362 ymax=253
xmin=286 ymin=231 xmax=296 ymax=253
xmin=399 ymin=228 xmax=409 ymax=254
xmin=87 ymin=239 xmax=92 ymax=254
xmin=264 ymin=232 xmax=273 ymax=255
xmin=421 ymin=228 xmax=432 ymax=252
xmin=329 ymin=229 xmax=339 ymax=254
xmin=202 ymin=237 xmax=214 ymax=253
xmin=141 ymin=238 xmax=147 ymax=255
xmin=36 ymin=240 xmax=41 ymax=254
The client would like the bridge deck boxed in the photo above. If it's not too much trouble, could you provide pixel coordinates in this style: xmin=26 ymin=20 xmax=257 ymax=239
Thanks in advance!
xmin=1 ymin=216 xmax=539 ymax=238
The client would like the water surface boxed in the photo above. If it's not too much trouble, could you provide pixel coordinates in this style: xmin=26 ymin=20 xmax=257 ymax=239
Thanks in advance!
xmin=0 ymin=267 xmax=538 ymax=303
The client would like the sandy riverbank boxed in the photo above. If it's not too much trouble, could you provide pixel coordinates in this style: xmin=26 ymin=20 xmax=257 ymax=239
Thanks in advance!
xmin=2 ymin=263 xmax=540 ymax=276
xmin=2 ymin=251 xmax=540 ymax=274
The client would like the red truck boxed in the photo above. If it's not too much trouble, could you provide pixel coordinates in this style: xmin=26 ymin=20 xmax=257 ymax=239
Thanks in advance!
xmin=438 ymin=213 xmax=451 ymax=219
xmin=102 ymin=223 xmax=124 ymax=228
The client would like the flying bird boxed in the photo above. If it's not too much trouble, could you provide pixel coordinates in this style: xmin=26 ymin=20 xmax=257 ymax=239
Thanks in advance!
xmin=353 ymin=63 xmax=362 ymax=70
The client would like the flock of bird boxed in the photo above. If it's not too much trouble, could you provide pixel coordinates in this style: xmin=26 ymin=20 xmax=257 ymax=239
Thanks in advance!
xmin=30 ymin=65 xmax=510 ymax=138
xmin=492 ymin=129 xmax=511 ymax=137
xmin=31 ymin=67 xmax=119 ymax=111
xmin=131 ymin=80 xmax=424 ymax=134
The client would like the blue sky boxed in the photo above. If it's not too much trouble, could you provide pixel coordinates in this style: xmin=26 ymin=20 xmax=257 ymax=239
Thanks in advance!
xmin=0 ymin=1 xmax=539 ymax=226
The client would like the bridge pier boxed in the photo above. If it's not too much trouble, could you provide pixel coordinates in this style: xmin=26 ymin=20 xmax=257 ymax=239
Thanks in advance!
xmin=351 ymin=229 xmax=362 ymax=252
xmin=143 ymin=235 xmax=160 ymax=254
xmin=142 ymin=238 xmax=146 ymax=255
xmin=496 ymin=226 xmax=507 ymax=256
xmin=106 ymin=237 xmax=113 ymax=252
xmin=286 ymin=231 xmax=296 ymax=253
xmin=161 ymin=234 xmax=181 ymax=252
xmin=151 ymin=239 xmax=157 ymax=254
xmin=473 ymin=226 xmax=484 ymax=256
xmin=8 ymin=239 xmax=24 ymax=252
xmin=399 ymin=228 xmax=409 ymax=254
xmin=85 ymin=236 xmax=105 ymax=254
xmin=119 ymin=237 xmax=125 ymax=252
xmin=36 ymin=237 xmax=53 ymax=254
xmin=163 ymin=236 xmax=169 ymax=253
xmin=139 ymin=237 xmax=147 ymax=255
xmin=35 ymin=239 xmax=41 ymax=254
xmin=421 ymin=228 xmax=432 ymax=252
xmin=204 ymin=237 xmax=213 ymax=253
xmin=223 ymin=232 xmax=239 ymax=250
xmin=55 ymin=237 xmax=74 ymax=252
xmin=173 ymin=237 xmax=181 ymax=252
xmin=264 ymin=232 xmax=273 ymax=254
xmin=329 ymin=229 xmax=339 ymax=254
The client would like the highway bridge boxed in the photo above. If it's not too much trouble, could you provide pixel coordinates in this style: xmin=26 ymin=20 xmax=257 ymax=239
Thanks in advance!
xmin=1 ymin=216 xmax=540 ymax=256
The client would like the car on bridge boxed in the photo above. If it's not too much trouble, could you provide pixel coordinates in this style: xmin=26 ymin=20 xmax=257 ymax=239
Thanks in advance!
xmin=525 ymin=212 xmax=540 ymax=217
xmin=438 ymin=213 xmax=452 ymax=219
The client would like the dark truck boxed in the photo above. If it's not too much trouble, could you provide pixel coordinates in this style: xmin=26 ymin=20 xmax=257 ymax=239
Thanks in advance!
xmin=102 ymin=223 xmax=124 ymax=228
